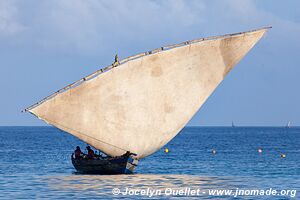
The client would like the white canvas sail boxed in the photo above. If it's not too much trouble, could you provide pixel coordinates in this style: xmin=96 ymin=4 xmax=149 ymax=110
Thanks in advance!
xmin=25 ymin=27 xmax=270 ymax=159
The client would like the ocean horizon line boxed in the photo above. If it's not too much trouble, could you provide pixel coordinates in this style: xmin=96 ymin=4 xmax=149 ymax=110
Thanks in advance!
xmin=0 ymin=125 xmax=299 ymax=128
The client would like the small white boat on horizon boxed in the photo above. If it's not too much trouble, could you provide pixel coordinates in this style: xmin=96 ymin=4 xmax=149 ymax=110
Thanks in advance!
xmin=286 ymin=121 xmax=291 ymax=128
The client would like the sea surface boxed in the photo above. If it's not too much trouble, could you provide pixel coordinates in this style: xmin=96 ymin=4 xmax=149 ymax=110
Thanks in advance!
xmin=0 ymin=126 xmax=299 ymax=199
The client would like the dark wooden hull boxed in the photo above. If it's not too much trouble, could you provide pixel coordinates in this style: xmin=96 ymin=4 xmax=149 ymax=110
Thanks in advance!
xmin=71 ymin=155 xmax=138 ymax=174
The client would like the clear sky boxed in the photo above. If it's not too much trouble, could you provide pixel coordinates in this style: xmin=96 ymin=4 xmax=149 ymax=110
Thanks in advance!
xmin=0 ymin=0 xmax=299 ymax=126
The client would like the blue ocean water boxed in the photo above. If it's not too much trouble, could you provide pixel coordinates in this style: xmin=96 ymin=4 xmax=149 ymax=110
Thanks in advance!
xmin=0 ymin=126 xmax=299 ymax=199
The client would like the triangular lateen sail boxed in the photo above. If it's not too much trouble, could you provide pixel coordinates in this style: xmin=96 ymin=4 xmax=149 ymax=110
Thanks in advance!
xmin=26 ymin=27 xmax=270 ymax=159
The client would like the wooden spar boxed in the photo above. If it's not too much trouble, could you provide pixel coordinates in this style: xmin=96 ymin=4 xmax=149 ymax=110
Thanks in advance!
xmin=23 ymin=26 xmax=271 ymax=112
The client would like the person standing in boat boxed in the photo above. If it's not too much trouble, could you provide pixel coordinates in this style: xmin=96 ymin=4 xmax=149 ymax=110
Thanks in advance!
xmin=112 ymin=54 xmax=120 ymax=67
xmin=86 ymin=146 xmax=95 ymax=160
xmin=74 ymin=146 xmax=83 ymax=159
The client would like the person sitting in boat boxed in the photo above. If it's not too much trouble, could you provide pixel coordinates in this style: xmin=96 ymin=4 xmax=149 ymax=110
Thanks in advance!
xmin=86 ymin=146 xmax=95 ymax=160
xmin=123 ymin=151 xmax=131 ymax=157
xmin=74 ymin=146 xmax=83 ymax=159
xmin=120 ymin=151 xmax=137 ymax=158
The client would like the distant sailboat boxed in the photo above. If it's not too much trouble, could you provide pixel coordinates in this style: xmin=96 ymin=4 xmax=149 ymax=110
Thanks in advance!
xmin=232 ymin=121 xmax=235 ymax=128
xmin=286 ymin=121 xmax=291 ymax=128
xmin=24 ymin=27 xmax=270 ymax=174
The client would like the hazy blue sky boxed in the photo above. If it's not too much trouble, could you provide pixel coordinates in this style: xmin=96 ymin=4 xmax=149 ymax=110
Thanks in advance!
xmin=0 ymin=0 xmax=299 ymax=126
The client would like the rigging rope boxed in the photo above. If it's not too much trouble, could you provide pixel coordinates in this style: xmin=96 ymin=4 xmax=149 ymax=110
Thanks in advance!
xmin=37 ymin=115 xmax=129 ymax=153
